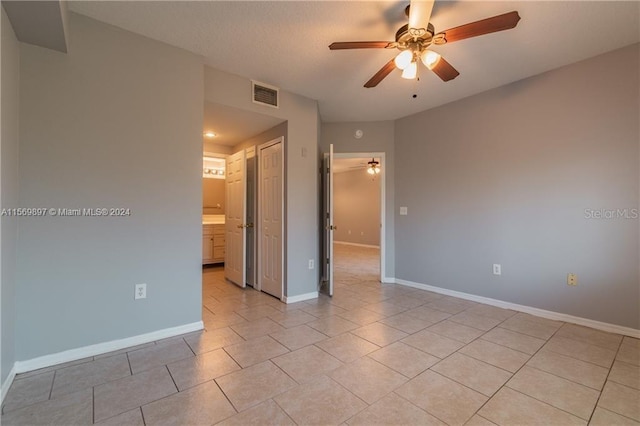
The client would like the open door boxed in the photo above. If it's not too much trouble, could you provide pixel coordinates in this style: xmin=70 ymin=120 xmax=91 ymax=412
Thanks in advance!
xmin=225 ymin=150 xmax=246 ymax=287
xmin=320 ymin=144 xmax=334 ymax=296
xmin=245 ymin=151 xmax=257 ymax=288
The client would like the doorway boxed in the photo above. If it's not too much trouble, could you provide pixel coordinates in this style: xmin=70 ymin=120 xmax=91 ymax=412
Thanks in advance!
xmin=202 ymin=155 xmax=227 ymax=267
xmin=333 ymin=155 xmax=382 ymax=284
xmin=201 ymin=102 xmax=286 ymax=311
xmin=321 ymin=150 xmax=386 ymax=296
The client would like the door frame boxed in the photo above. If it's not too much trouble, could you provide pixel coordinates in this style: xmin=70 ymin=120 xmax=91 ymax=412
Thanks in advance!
xmin=245 ymin=147 xmax=257 ymax=288
xmin=256 ymin=137 xmax=285 ymax=299
xmin=332 ymin=151 xmax=386 ymax=282
xmin=321 ymin=145 xmax=334 ymax=296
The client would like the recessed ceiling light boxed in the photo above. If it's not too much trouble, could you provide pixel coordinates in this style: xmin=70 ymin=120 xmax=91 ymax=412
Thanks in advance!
xmin=204 ymin=131 xmax=216 ymax=138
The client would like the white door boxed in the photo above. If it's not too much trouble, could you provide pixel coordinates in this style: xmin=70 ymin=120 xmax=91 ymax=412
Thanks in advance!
xmin=225 ymin=150 xmax=246 ymax=287
xmin=321 ymin=144 xmax=334 ymax=296
xmin=259 ymin=139 xmax=283 ymax=299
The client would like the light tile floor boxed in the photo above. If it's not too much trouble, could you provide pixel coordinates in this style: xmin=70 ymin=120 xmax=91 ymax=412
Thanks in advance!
xmin=2 ymin=244 xmax=639 ymax=425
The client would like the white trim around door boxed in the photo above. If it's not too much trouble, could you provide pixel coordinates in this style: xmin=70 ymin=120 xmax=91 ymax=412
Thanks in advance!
xmin=257 ymin=137 xmax=285 ymax=300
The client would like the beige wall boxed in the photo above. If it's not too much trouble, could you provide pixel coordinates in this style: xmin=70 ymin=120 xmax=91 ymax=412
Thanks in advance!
xmin=203 ymin=178 xmax=225 ymax=215
xmin=1 ymin=6 xmax=20 ymax=387
xmin=16 ymin=13 xmax=204 ymax=360
xmin=204 ymin=142 xmax=232 ymax=156
xmin=334 ymin=169 xmax=380 ymax=246
xmin=233 ymin=122 xmax=287 ymax=154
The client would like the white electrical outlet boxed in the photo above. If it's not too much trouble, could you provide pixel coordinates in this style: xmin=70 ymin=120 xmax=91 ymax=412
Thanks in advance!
xmin=135 ymin=283 xmax=147 ymax=299
xmin=493 ymin=264 xmax=502 ymax=275
xmin=567 ymin=273 xmax=577 ymax=286
xmin=400 ymin=207 xmax=408 ymax=215
xmin=308 ymin=259 xmax=314 ymax=270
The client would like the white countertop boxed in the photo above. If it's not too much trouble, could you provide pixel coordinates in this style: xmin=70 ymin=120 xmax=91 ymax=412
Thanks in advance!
xmin=203 ymin=214 xmax=225 ymax=225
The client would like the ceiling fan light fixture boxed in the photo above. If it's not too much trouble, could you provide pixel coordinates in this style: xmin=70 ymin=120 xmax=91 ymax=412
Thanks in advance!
xmin=367 ymin=158 xmax=381 ymax=175
xmin=421 ymin=49 xmax=441 ymax=70
xmin=394 ymin=50 xmax=413 ymax=70
xmin=401 ymin=61 xmax=418 ymax=79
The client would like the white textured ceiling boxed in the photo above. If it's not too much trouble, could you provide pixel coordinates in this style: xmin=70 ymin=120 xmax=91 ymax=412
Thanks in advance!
xmin=69 ymin=1 xmax=639 ymax=122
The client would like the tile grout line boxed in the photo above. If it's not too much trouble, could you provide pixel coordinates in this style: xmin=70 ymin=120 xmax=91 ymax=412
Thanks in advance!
xmin=475 ymin=413 xmax=500 ymax=425
xmin=551 ymin=332 xmax=622 ymax=353
xmin=270 ymin=398 xmax=298 ymax=425
xmin=594 ymin=406 xmax=640 ymax=423
xmin=443 ymin=348 xmax=518 ymax=376
xmin=541 ymin=343 xmax=619 ymax=369
xmin=478 ymin=331 xmax=547 ymax=356
xmin=125 ymin=352 xmax=133 ymax=376
xmin=391 ymin=389 xmax=451 ymax=426
xmin=467 ymin=318 xmax=568 ymax=422
xmin=48 ymin=369 xmax=56 ymax=400
xmin=211 ymin=378 xmax=239 ymax=422
xmin=139 ymin=406 xmax=146 ymax=426
xmin=585 ymin=336 xmax=626 ymax=424
xmin=164 ymin=365 xmax=180 ymax=393
xmin=504 ymin=386 xmax=593 ymax=422
xmin=497 ymin=322 xmax=630 ymax=422
xmin=523 ymin=364 xmax=605 ymax=391
xmin=184 ymin=337 xmax=197 ymax=357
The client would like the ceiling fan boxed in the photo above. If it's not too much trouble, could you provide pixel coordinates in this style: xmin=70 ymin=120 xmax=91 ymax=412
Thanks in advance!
xmin=347 ymin=158 xmax=381 ymax=175
xmin=329 ymin=0 xmax=521 ymax=88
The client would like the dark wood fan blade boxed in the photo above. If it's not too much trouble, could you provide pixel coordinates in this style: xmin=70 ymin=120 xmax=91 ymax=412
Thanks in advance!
xmin=329 ymin=41 xmax=393 ymax=50
xmin=431 ymin=57 xmax=460 ymax=82
xmin=437 ymin=11 xmax=521 ymax=44
xmin=364 ymin=59 xmax=396 ymax=88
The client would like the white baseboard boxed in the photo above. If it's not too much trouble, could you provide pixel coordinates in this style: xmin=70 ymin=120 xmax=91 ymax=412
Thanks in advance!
xmin=382 ymin=276 xmax=395 ymax=284
xmin=1 ymin=363 xmax=17 ymax=405
xmin=13 ymin=321 xmax=204 ymax=375
xmin=284 ymin=291 xmax=318 ymax=304
xmin=394 ymin=278 xmax=640 ymax=338
xmin=334 ymin=241 xmax=380 ymax=249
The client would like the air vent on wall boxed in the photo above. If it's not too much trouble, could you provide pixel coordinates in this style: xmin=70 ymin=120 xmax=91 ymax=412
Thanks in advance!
xmin=252 ymin=80 xmax=279 ymax=108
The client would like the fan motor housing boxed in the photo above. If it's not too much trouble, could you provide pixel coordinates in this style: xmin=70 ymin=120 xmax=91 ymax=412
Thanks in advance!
xmin=395 ymin=22 xmax=435 ymax=45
